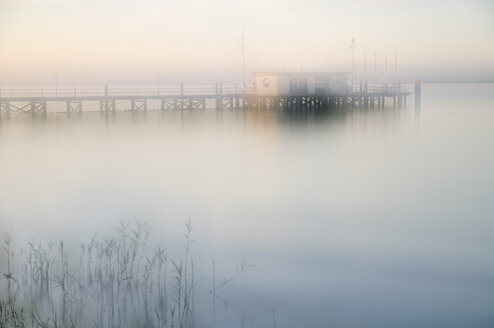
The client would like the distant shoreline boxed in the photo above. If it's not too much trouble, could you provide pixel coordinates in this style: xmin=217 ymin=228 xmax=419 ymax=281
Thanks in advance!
xmin=421 ymin=80 xmax=494 ymax=84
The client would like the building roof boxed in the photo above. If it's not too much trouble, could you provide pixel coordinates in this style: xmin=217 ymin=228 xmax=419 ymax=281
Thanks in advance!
xmin=254 ymin=72 xmax=349 ymax=76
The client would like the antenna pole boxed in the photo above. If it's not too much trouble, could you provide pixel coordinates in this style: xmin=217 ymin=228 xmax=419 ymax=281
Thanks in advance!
xmin=374 ymin=51 xmax=377 ymax=83
xmin=384 ymin=51 xmax=388 ymax=83
xmin=395 ymin=51 xmax=397 ymax=80
xmin=350 ymin=38 xmax=355 ymax=92
xmin=242 ymin=25 xmax=246 ymax=82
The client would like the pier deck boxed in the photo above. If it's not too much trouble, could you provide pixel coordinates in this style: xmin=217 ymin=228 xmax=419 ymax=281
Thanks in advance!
xmin=0 ymin=81 xmax=416 ymax=116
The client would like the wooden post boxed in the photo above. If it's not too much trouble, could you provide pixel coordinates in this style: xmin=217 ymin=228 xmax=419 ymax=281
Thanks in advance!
xmin=105 ymin=84 xmax=109 ymax=97
xmin=42 ymin=101 xmax=47 ymax=116
xmin=100 ymin=100 xmax=104 ymax=112
xmin=392 ymin=81 xmax=397 ymax=109
xmin=161 ymin=98 xmax=165 ymax=111
xmin=359 ymin=81 xmax=363 ymax=109
xmin=243 ymin=80 xmax=247 ymax=109
xmin=66 ymin=101 xmax=70 ymax=115
xmin=235 ymin=85 xmax=239 ymax=109
xmin=180 ymin=81 xmax=184 ymax=110
xmin=79 ymin=100 xmax=82 ymax=113
xmin=397 ymin=80 xmax=402 ymax=108
xmin=144 ymin=99 xmax=147 ymax=111
xmin=112 ymin=99 xmax=116 ymax=113
xmin=364 ymin=80 xmax=368 ymax=109
xmin=215 ymin=81 xmax=218 ymax=109
xmin=131 ymin=99 xmax=135 ymax=112
xmin=414 ymin=80 xmax=421 ymax=110
xmin=220 ymin=81 xmax=223 ymax=109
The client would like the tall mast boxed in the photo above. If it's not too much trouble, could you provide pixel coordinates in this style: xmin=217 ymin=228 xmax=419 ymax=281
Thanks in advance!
xmin=350 ymin=38 xmax=355 ymax=91
xmin=242 ymin=25 xmax=246 ymax=82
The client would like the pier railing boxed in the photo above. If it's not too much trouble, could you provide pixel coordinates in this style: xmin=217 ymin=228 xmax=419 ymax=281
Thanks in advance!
xmin=352 ymin=84 xmax=410 ymax=94
xmin=0 ymin=85 xmax=252 ymax=99
xmin=0 ymin=84 xmax=411 ymax=99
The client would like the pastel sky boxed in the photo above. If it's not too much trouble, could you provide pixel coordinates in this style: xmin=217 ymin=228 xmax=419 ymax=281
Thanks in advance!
xmin=0 ymin=0 xmax=493 ymax=85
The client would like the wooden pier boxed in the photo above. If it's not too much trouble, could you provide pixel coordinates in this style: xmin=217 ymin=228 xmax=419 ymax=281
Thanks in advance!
xmin=0 ymin=80 xmax=419 ymax=117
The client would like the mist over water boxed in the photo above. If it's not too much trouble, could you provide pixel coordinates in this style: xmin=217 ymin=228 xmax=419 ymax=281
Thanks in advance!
xmin=1 ymin=83 xmax=494 ymax=327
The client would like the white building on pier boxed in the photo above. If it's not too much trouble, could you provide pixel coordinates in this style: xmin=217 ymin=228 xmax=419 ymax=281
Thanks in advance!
xmin=254 ymin=72 xmax=350 ymax=96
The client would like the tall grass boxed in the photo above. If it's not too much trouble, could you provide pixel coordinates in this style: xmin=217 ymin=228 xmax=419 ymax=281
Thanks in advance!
xmin=0 ymin=219 xmax=196 ymax=328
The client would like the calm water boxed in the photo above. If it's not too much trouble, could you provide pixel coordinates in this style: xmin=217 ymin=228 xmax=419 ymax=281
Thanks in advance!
xmin=1 ymin=83 xmax=494 ymax=327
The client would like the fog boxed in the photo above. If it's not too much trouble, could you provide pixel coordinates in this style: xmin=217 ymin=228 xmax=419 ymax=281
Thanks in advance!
xmin=1 ymin=0 xmax=494 ymax=85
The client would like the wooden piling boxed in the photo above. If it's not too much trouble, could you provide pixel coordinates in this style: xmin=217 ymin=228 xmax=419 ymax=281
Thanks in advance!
xmin=359 ymin=81 xmax=363 ymax=109
xmin=220 ymin=81 xmax=223 ymax=109
xmin=180 ymin=81 xmax=184 ymax=110
xmin=215 ymin=81 xmax=219 ymax=109
xmin=414 ymin=80 xmax=421 ymax=110
xmin=397 ymin=80 xmax=402 ymax=108
xmin=235 ymin=85 xmax=239 ymax=109
xmin=392 ymin=81 xmax=397 ymax=109
xmin=364 ymin=80 xmax=368 ymax=109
